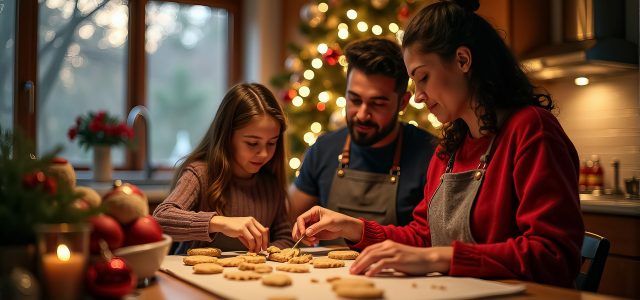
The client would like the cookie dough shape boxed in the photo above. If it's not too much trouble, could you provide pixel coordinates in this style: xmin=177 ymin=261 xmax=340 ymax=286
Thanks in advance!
xmin=331 ymin=278 xmax=375 ymax=290
xmin=183 ymin=255 xmax=218 ymax=266
xmin=275 ymin=264 xmax=310 ymax=273
xmin=239 ymin=262 xmax=273 ymax=273
xmin=287 ymin=254 xmax=312 ymax=264
xmin=334 ymin=286 xmax=384 ymax=299
xmin=266 ymin=246 xmax=281 ymax=254
xmin=192 ymin=263 xmax=224 ymax=274
xmin=223 ymin=271 xmax=262 ymax=281
xmin=262 ymin=273 xmax=293 ymax=287
xmin=312 ymin=258 xmax=345 ymax=268
xmin=269 ymin=248 xmax=300 ymax=263
xmin=187 ymin=247 xmax=222 ymax=257
xmin=238 ymin=254 xmax=267 ymax=264
xmin=327 ymin=250 xmax=359 ymax=260
xmin=217 ymin=257 xmax=246 ymax=267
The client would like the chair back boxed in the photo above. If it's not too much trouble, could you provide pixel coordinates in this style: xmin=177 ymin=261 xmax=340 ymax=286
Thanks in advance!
xmin=576 ymin=232 xmax=610 ymax=292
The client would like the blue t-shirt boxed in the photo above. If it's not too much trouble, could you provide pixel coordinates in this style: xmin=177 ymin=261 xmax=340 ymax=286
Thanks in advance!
xmin=294 ymin=123 xmax=435 ymax=226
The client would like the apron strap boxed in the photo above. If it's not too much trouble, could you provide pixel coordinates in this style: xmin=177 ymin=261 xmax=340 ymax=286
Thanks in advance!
xmin=445 ymin=134 xmax=497 ymax=173
xmin=337 ymin=125 xmax=404 ymax=184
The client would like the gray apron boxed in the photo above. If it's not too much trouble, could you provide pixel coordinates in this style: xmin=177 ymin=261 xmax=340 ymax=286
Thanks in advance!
xmin=326 ymin=127 xmax=403 ymax=225
xmin=428 ymin=135 xmax=496 ymax=246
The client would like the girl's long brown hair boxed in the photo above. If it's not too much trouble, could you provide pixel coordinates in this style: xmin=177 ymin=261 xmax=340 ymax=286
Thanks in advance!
xmin=171 ymin=83 xmax=288 ymax=214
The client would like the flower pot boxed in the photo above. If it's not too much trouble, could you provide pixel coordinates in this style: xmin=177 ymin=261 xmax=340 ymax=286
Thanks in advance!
xmin=93 ymin=145 xmax=112 ymax=182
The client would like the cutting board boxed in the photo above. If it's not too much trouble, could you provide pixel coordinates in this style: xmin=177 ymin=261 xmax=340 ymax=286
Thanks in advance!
xmin=159 ymin=249 xmax=525 ymax=300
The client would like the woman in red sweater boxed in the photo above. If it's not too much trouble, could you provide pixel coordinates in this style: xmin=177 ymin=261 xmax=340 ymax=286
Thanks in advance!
xmin=293 ymin=0 xmax=584 ymax=287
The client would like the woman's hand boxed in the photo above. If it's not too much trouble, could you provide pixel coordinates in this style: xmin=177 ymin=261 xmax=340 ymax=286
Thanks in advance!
xmin=209 ymin=216 xmax=269 ymax=253
xmin=350 ymin=240 xmax=453 ymax=276
xmin=292 ymin=206 xmax=364 ymax=246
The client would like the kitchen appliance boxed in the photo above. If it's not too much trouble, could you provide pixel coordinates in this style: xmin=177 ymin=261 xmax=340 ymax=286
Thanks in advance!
xmin=521 ymin=0 xmax=638 ymax=80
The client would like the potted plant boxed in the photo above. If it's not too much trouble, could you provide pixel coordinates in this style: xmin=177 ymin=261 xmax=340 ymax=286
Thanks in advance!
xmin=67 ymin=111 xmax=134 ymax=181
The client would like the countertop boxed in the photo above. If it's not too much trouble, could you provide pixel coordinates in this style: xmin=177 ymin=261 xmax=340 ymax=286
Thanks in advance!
xmin=74 ymin=171 xmax=640 ymax=217
xmin=579 ymin=193 xmax=640 ymax=217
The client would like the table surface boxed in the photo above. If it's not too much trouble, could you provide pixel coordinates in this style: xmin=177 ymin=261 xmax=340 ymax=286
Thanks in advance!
xmin=134 ymin=268 xmax=624 ymax=300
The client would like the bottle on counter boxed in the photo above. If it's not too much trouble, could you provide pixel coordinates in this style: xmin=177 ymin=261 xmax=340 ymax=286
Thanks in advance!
xmin=579 ymin=160 xmax=589 ymax=192
xmin=587 ymin=155 xmax=604 ymax=192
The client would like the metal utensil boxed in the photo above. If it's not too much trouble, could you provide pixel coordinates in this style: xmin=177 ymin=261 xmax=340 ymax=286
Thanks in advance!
xmin=291 ymin=233 xmax=306 ymax=256
xmin=292 ymin=233 xmax=306 ymax=249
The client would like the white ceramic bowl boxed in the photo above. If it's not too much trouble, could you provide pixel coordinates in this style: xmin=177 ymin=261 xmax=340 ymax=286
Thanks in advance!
xmin=113 ymin=234 xmax=172 ymax=280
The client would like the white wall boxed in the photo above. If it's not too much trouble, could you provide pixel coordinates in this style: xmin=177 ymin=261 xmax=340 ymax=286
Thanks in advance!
xmin=242 ymin=0 xmax=282 ymax=90
xmin=544 ymin=71 xmax=640 ymax=191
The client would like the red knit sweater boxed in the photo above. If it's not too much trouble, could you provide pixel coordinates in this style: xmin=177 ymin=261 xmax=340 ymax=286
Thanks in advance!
xmin=351 ymin=106 xmax=584 ymax=287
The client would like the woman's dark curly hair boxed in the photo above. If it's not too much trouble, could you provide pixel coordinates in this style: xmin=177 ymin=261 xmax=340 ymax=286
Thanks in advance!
xmin=402 ymin=0 xmax=554 ymax=158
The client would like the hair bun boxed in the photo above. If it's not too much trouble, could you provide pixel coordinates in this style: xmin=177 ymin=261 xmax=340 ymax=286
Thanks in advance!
xmin=453 ymin=0 xmax=480 ymax=12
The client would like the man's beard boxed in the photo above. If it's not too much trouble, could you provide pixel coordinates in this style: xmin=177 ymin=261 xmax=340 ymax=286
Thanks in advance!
xmin=347 ymin=113 xmax=398 ymax=146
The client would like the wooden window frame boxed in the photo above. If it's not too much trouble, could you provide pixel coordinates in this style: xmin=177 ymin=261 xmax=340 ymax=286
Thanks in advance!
xmin=14 ymin=0 xmax=243 ymax=169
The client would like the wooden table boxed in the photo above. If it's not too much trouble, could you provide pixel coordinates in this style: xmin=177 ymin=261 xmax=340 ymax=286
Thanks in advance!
xmin=134 ymin=272 xmax=624 ymax=300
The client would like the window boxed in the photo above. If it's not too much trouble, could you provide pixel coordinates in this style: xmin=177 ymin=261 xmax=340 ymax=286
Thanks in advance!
xmin=10 ymin=0 xmax=241 ymax=169
xmin=146 ymin=1 xmax=230 ymax=166
xmin=0 ymin=0 xmax=16 ymax=131
xmin=37 ymin=0 xmax=129 ymax=165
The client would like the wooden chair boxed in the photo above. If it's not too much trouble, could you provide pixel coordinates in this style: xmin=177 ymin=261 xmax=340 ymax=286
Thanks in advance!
xmin=576 ymin=232 xmax=610 ymax=292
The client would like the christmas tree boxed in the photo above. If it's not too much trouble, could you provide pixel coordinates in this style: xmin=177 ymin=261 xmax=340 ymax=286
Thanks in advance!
xmin=271 ymin=0 xmax=440 ymax=177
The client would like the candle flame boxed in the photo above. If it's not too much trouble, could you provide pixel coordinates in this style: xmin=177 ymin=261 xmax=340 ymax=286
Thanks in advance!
xmin=56 ymin=244 xmax=71 ymax=261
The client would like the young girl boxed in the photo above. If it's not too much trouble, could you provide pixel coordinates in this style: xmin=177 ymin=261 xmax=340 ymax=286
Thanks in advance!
xmin=154 ymin=83 xmax=293 ymax=253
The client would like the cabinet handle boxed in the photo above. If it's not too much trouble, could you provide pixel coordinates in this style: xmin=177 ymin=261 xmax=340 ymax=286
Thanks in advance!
xmin=24 ymin=81 xmax=34 ymax=114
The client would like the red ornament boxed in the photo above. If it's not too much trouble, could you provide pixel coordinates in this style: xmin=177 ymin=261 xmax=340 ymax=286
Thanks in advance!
xmin=398 ymin=6 xmax=410 ymax=21
xmin=322 ymin=48 xmax=341 ymax=66
xmin=89 ymin=214 xmax=125 ymax=254
xmin=22 ymin=171 xmax=57 ymax=195
xmin=122 ymin=216 xmax=164 ymax=246
xmin=316 ymin=102 xmax=326 ymax=112
xmin=86 ymin=257 xmax=136 ymax=298
xmin=280 ymin=89 xmax=297 ymax=103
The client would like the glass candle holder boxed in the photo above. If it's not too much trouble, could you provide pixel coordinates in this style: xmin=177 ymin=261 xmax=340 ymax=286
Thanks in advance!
xmin=35 ymin=223 xmax=91 ymax=300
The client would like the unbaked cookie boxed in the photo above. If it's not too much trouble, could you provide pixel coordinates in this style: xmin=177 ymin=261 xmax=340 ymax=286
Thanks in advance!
xmin=266 ymin=246 xmax=281 ymax=254
xmin=331 ymin=278 xmax=375 ymax=290
xmin=187 ymin=247 xmax=222 ymax=257
xmin=275 ymin=264 xmax=310 ymax=273
xmin=262 ymin=273 xmax=292 ymax=287
xmin=334 ymin=286 xmax=384 ymax=299
xmin=269 ymin=248 xmax=300 ymax=262
xmin=238 ymin=254 xmax=266 ymax=264
xmin=223 ymin=271 xmax=262 ymax=281
xmin=183 ymin=255 xmax=218 ymax=266
xmin=327 ymin=250 xmax=359 ymax=260
xmin=312 ymin=258 xmax=345 ymax=268
xmin=192 ymin=263 xmax=223 ymax=274
xmin=217 ymin=257 xmax=246 ymax=267
xmin=239 ymin=262 xmax=273 ymax=273
xmin=287 ymin=254 xmax=312 ymax=264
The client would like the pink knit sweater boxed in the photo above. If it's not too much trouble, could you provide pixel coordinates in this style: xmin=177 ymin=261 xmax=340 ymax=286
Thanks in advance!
xmin=153 ymin=161 xmax=293 ymax=252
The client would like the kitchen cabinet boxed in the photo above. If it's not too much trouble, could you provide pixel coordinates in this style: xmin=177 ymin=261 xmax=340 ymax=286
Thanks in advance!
xmin=582 ymin=202 xmax=640 ymax=299
xmin=477 ymin=0 xmax=551 ymax=59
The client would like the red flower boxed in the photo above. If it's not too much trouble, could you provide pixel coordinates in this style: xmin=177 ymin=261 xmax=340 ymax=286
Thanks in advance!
xmin=68 ymin=127 xmax=77 ymax=140
xmin=89 ymin=120 xmax=104 ymax=133
xmin=95 ymin=111 xmax=107 ymax=122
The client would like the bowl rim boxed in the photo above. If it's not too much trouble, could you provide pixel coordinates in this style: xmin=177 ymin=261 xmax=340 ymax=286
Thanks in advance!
xmin=113 ymin=234 xmax=172 ymax=256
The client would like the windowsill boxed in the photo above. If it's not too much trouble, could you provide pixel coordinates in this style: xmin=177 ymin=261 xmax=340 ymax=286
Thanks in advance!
xmin=75 ymin=170 xmax=174 ymax=204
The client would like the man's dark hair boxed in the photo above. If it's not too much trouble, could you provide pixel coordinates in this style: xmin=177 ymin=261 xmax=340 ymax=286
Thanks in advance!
xmin=344 ymin=37 xmax=409 ymax=96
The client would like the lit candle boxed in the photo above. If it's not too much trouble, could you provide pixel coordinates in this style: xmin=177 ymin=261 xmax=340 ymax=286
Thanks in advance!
xmin=41 ymin=244 xmax=86 ymax=300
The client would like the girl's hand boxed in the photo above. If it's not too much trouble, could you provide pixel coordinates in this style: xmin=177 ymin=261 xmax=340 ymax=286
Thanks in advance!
xmin=292 ymin=206 xmax=364 ymax=246
xmin=349 ymin=240 xmax=453 ymax=276
xmin=209 ymin=216 xmax=269 ymax=252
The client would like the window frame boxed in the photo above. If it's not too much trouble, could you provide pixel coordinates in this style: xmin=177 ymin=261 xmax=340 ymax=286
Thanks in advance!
xmin=14 ymin=0 xmax=243 ymax=170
